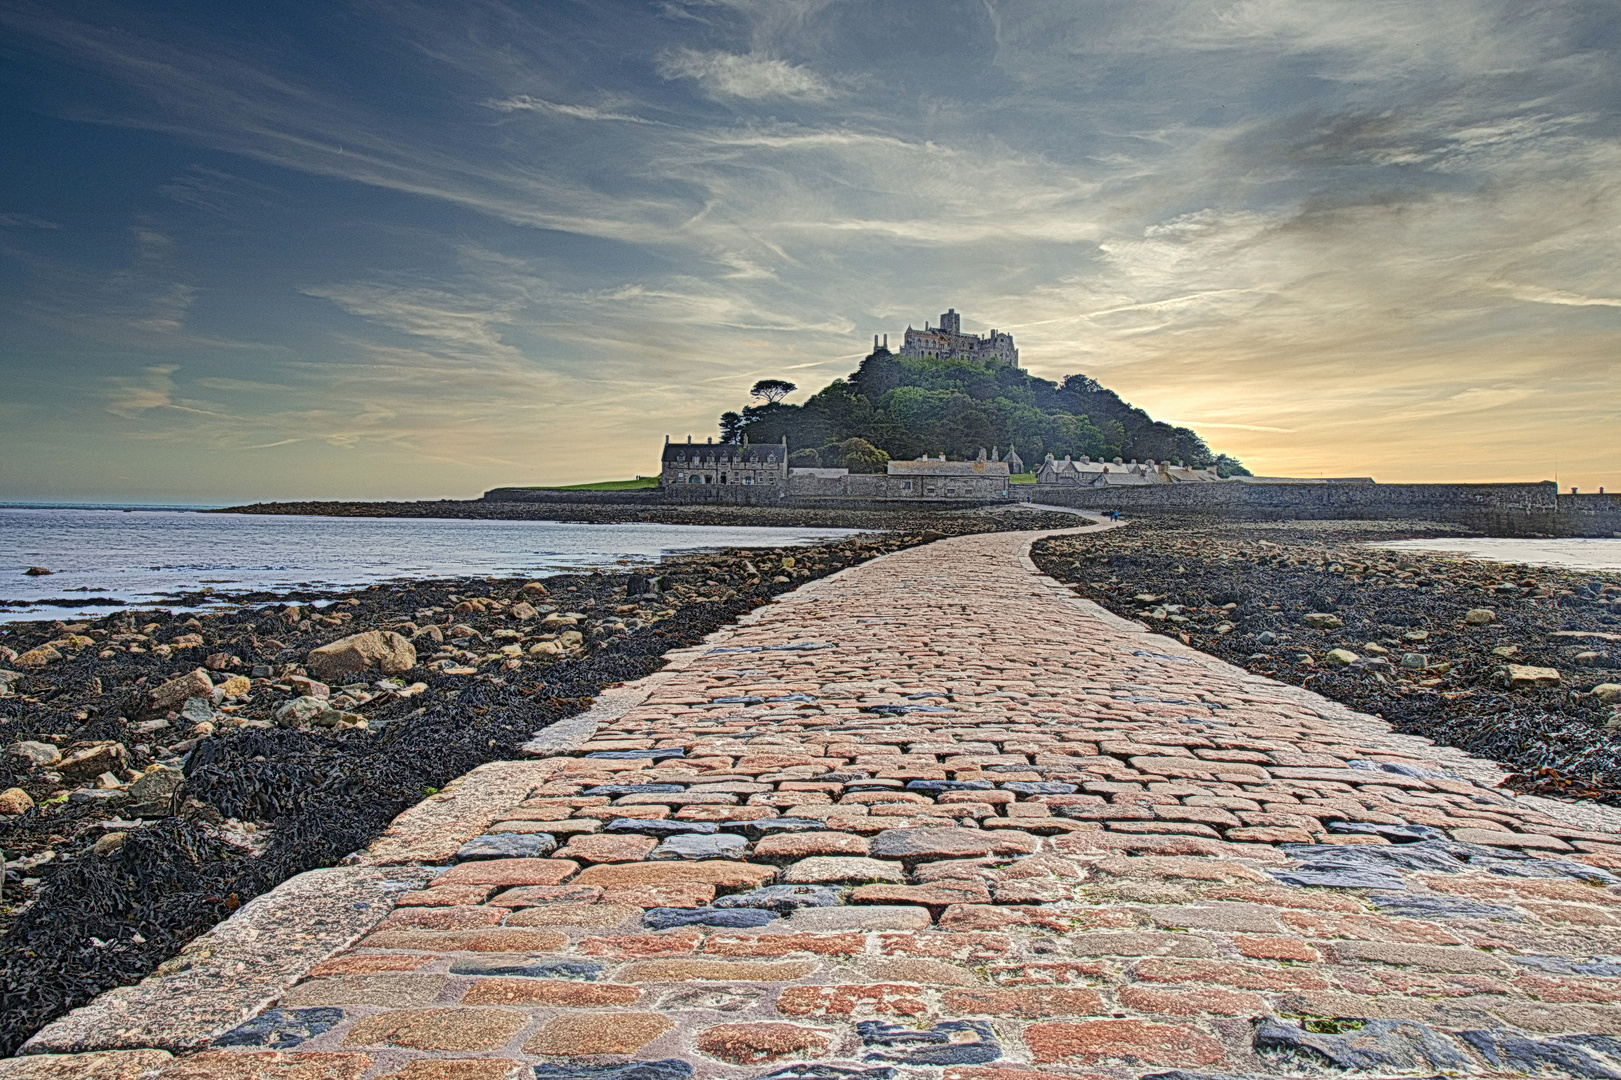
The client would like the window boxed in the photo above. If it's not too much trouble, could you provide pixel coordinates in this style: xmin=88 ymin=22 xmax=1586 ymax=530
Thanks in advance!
xmin=689 ymin=475 xmax=702 ymax=484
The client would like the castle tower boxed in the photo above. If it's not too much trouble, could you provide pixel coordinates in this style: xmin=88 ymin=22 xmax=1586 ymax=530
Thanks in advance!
xmin=939 ymin=308 xmax=961 ymax=335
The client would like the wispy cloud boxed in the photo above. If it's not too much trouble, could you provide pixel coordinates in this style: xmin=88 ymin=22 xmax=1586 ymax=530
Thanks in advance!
xmin=482 ymin=96 xmax=655 ymax=124
xmin=657 ymin=49 xmax=835 ymax=101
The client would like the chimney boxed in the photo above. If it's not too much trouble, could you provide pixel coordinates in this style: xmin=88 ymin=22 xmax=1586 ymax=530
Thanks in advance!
xmin=686 ymin=435 xmax=692 ymax=443
xmin=665 ymin=434 xmax=670 ymax=444
xmin=883 ymin=334 xmax=888 ymax=348
xmin=707 ymin=437 xmax=713 ymax=444
xmin=873 ymin=335 xmax=879 ymax=350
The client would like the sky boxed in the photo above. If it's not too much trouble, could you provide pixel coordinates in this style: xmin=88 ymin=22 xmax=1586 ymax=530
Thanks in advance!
xmin=1 ymin=0 xmax=1617 ymax=501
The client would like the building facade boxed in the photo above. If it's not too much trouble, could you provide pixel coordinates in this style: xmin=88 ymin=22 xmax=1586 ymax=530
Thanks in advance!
xmin=896 ymin=308 xmax=1020 ymax=369
xmin=659 ymin=439 xmax=1013 ymax=503
xmin=660 ymin=436 xmax=788 ymax=488
xmin=1036 ymin=455 xmax=1226 ymax=487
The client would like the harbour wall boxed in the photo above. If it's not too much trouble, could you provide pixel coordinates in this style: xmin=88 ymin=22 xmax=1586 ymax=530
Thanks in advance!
xmin=483 ymin=482 xmax=1621 ymax=536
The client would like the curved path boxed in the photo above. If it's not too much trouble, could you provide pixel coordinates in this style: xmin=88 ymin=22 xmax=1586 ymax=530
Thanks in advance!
xmin=14 ymin=524 xmax=1621 ymax=1079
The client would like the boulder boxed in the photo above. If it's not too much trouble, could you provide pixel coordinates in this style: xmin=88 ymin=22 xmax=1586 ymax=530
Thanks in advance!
xmin=305 ymin=630 xmax=415 ymax=681
xmin=23 ymin=566 xmax=53 ymax=576
xmin=126 ymin=766 xmax=184 ymax=817
xmin=1592 ymin=684 xmax=1621 ymax=704
xmin=509 ymin=602 xmax=539 ymax=621
xmin=275 ymin=696 xmax=332 ymax=726
xmin=150 ymin=668 xmax=213 ymax=713
xmin=287 ymin=675 xmax=330 ymax=698
xmin=1505 ymin=664 xmax=1561 ymax=689
xmin=1324 ymin=649 xmax=1359 ymax=668
xmin=14 ymin=645 xmax=62 ymax=668
xmin=58 ymin=742 xmax=129 ymax=780
xmin=0 ymin=787 xmax=34 ymax=815
xmin=216 ymin=674 xmax=252 ymax=697
xmin=275 ymin=696 xmax=363 ymax=728
xmin=10 ymin=740 xmax=61 ymax=766
xmin=1303 ymin=613 xmax=1344 ymax=630
xmin=1464 ymin=608 xmax=1496 ymax=625
xmin=520 ymin=582 xmax=549 ymax=596
xmin=559 ymin=630 xmax=584 ymax=649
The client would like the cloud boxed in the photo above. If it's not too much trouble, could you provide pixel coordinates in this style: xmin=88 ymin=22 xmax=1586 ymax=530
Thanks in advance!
xmin=482 ymin=96 xmax=655 ymax=124
xmin=0 ymin=213 xmax=59 ymax=229
xmin=658 ymin=48 xmax=834 ymax=101
xmin=106 ymin=364 xmax=180 ymax=418
xmin=1498 ymin=283 xmax=1621 ymax=308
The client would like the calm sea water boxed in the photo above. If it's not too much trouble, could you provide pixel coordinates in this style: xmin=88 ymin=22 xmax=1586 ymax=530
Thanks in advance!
xmin=0 ymin=508 xmax=862 ymax=622
xmin=1370 ymin=537 xmax=1621 ymax=572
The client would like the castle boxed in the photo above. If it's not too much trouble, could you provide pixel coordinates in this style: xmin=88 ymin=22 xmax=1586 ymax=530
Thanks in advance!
xmin=877 ymin=308 xmax=1020 ymax=369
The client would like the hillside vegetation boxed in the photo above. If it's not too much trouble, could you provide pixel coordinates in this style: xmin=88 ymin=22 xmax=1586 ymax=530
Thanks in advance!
xmin=720 ymin=352 xmax=1249 ymax=474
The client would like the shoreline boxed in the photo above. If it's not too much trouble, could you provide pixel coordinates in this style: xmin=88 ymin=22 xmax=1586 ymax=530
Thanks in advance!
xmin=1033 ymin=515 xmax=1621 ymax=803
xmin=0 ymin=507 xmax=1078 ymax=1055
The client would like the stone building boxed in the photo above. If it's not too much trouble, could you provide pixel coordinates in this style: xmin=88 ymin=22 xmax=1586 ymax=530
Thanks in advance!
xmin=895 ymin=308 xmax=1020 ymax=369
xmin=660 ymin=436 xmax=788 ymax=488
xmin=885 ymin=453 xmax=1012 ymax=498
xmin=1036 ymin=454 xmax=1225 ymax=487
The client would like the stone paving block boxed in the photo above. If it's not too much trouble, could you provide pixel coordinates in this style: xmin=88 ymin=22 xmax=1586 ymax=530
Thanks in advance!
xmin=788 ymin=905 xmax=933 ymax=930
xmin=279 ymin=974 xmax=447 ymax=1007
xmin=344 ymin=1008 xmax=527 ymax=1051
xmin=358 ymin=928 xmax=567 ymax=952
xmin=783 ymin=857 xmax=906 ymax=884
xmin=157 ymin=1051 xmax=374 ymax=1079
xmin=460 ymin=979 xmax=642 ymax=1006
xmin=505 ymin=902 xmax=641 ymax=928
xmin=433 ymin=859 xmax=580 ymax=887
xmin=620 ymin=958 xmax=818 ymax=981
xmin=373 ymin=1061 xmax=525 ymax=1080
xmin=0 ymin=1049 xmax=173 ymax=1080
xmin=575 ymin=860 xmax=777 ymax=888
xmin=522 ymin=1012 xmax=674 ymax=1055
xmin=1024 ymin=1019 xmax=1225 ymax=1067
xmin=694 ymin=1022 xmax=835 ymax=1064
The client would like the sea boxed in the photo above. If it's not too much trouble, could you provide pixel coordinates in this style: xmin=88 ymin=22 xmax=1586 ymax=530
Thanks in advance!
xmin=0 ymin=507 xmax=862 ymax=623
xmin=1369 ymin=537 xmax=1621 ymax=572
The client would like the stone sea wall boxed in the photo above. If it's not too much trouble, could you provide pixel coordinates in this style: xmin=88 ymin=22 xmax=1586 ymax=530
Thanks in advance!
xmin=1025 ymin=481 xmax=1621 ymax=537
xmin=483 ymin=482 xmax=1621 ymax=536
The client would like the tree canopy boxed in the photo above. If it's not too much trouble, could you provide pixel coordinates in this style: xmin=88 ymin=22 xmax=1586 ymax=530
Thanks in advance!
xmin=749 ymin=379 xmax=797 ymax=404
xmin=719 ymin=353 xmax=1244 ymax=473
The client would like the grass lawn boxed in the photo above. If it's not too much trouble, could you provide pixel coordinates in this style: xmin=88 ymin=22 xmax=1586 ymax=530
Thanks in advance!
xmin=521 ymin=477 xmax=659 ymax=491
xmin=1009 ymin=473 xmax=1037 ymax=484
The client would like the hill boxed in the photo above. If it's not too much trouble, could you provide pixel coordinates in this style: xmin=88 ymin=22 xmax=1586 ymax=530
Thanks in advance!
xmin=720 ymin=350 xmax=1250 ymax=475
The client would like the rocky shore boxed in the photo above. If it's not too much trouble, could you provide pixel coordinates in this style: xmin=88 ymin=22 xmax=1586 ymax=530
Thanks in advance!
xmin=0 ymin=506 xmax=1078 ymax=1055
xmin=208 ymin=498 xmax=983 ymax=530
xmin=1033 ymin=516 xmax=1621 ymax=802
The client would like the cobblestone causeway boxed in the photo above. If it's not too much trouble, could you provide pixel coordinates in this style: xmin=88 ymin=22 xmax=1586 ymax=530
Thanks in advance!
xmin=15 ymin=524 xmax=1621 ymax=1079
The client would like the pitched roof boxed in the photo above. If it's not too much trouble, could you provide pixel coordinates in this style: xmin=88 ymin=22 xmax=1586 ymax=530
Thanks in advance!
xmin=662 ymin=443 xmax=786 ymax=464
xmin=887 ymin=459 xmax=1011 ymax=477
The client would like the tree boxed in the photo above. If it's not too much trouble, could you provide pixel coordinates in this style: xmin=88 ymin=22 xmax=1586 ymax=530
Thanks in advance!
xmin=750 ymin=379 xmax=798 ymax=404
xmin=1214 ymin=454 xmax=1252 ymax=477
xmin=788 ymin=447 xmax=822 ymax=468
xmin=718 ymin=411 xmax=745 ymax=443
xmin=833 ymin=437 xmax=889 ymax=474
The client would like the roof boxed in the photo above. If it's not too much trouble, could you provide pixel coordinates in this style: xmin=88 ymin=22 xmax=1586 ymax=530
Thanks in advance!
xmin=662 ymin=442 xmax=786 ymax=464
xmin=887 ymin=460 xmax=1011 ymax=477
